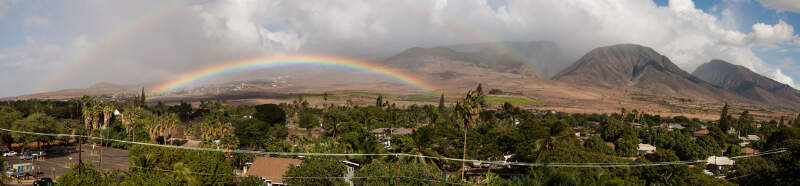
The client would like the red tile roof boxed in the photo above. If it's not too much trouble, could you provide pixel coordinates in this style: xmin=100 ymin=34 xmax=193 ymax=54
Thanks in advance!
xmin=694 ymin=130 xmax=709 ymax=135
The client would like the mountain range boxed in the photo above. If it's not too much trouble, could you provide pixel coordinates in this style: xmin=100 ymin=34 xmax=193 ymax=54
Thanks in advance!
xmin=692 ymin=59 xmax=800 ymax=107
xmin=6 ymin=42 xmax=798 ymax=118
xmin=552 ymin=44 xmax=748 ymax=103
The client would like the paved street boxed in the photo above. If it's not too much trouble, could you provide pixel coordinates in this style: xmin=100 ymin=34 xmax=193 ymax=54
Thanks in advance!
xmin=3 ymin=145 xmax=130 ymax=185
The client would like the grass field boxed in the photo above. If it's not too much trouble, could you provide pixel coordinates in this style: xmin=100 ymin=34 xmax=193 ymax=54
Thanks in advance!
xmin=312 ymin=92 xmax=398 ymax=99
xmin=485 ymin=96 xmax=545 ymax=106
xmin=403 ymin=93 xmax=439 ymax=102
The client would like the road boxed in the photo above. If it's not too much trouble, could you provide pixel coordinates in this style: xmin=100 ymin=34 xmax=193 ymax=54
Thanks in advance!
xmin=3 ymin=145 xmax=130 ymax=185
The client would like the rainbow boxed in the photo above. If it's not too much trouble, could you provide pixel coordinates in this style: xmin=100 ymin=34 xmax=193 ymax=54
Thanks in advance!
xmin=401 ymin=1 xmax=546 ymax=76
xmin=34 ymin=1 xmax=543 ymax=94
xmin=34 ymin=1 xmax=186 ymax=93
xmin=154 ymin=56 xmax=436 ymax=95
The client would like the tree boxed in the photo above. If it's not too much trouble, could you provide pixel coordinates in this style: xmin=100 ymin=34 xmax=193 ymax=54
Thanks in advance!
xmin=239 ymin=176 xmax=266 ymax=186
xmin=284 ymin=159 xmax=348 ymax=186
xmin=298 ymin=111 xmax=319 ymax=129
xmin=100 ymin=101 xmax=115 ymax=129
xmin=11 ymin=113 xmax=59 ymax=153
xmin=121 ymin=107 xmax=149 ymax=141
xmin=355 ymin=160 xmax=446 ymax=185
xmin=438 ymin=93 xmax=445 ymax=111
xmin=0 ymin=106 xmax=23 ymax=150
xmin=168 ymin=101 xmax=193 ymax=122
xmin=235 ymin=119 xmax=272 ymax=149
xmin=488 ymin=89 xmax=503 ymax=94
xmin=601 ymin=118 xmax=634 ymax=142
xmin=376 ymin=94 xmax=384 ymax=107
xmin=719 ymin=103 xmax=731 ymax=132
xmin=253 ymin=104 xmax=286 ymax=125
xmin=455 ymin=89 xmax=484 ymax=180
xmin=57 ymin=162 xmax=107 ymax=185
xmin=584 ymin=136 xmax=613 ymax=154
xmin=726 ymin=144 xmax=741 ymax=157
xmin=794 ymin=113 xmax=800 ymax=128
xmin=615 ymin=138 xmax=637 ymax=157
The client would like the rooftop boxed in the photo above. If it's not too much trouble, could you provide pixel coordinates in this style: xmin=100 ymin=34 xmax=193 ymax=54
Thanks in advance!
xmin=246 ymin=157 xmax=303 ymax=184
xmin=706 ymin=156 xmax=734 ymax=166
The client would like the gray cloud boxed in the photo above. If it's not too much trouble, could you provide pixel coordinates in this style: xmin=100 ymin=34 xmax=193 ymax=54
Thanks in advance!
xmin=757 ymin=0 xmax=800 ymax=13
xmin=0 ymin=0 xmax=799 ymax=97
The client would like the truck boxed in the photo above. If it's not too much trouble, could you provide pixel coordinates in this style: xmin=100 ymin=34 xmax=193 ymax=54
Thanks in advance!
xmin=9 ymin=163 xmax=34 ymax=178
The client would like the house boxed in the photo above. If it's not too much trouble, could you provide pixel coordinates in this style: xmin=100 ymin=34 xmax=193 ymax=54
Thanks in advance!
xmin=694 ymin=130 xmax=709 ymax=137
xmin=371 ymin=128 xmax=415 ymax=148
xmin=741 ymin=147 xmax=759 ymax=155
xmin=244 ymin=157 xmax=303 ymax=186
xmin=638 ymin=144 xmax=656 ymax=155
xmin=667 ymin=124 xmax=685 ymax=131
xmin=605 ymin=142 xmax=616 ymax=150
xmin=727 ymin=128 xmax=738 ymax=135
xmin=745 ymin=135 xmax=760 ymax=141
xmin=738 ymin=135 xmax=760 ymax=147
xmin=706 ymin=156 xmax=735 ymax=175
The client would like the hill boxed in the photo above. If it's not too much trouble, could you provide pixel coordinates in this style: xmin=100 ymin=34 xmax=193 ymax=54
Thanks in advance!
xmin=445 ymin=41 xmax=570 ymax=78
xmin=692 ymin=60 xmax=800 ymax=107
xmin=553 ymin=44 xmax=744 ymax=102
xmin=383 ymin=46 xmax=543 ymax=78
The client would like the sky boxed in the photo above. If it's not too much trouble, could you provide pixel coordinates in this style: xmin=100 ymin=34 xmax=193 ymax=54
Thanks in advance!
xmin=1 ymin=0 xmax=800 ymax=97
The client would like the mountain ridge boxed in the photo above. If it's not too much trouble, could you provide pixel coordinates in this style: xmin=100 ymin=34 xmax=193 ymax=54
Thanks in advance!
xmin=692 ymin=59 xmax=800 ymax=107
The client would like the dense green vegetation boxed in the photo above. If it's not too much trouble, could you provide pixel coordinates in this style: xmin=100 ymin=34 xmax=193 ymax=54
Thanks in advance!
xmin=0 ymin=85 xmax=798 ymax=185
xmin=485 ymin=96 xmax=545 ymax=106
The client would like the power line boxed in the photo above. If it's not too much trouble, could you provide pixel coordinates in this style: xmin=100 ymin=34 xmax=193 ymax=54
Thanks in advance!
xmin=0 ymin=127 xmax=788 ymax=168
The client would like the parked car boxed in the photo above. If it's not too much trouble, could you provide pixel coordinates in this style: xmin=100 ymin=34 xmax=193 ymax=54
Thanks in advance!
xmin=19 ymin=153 xmax=33 ymax=160
xmin=34 ymin=177 xmax=54 ymax=186
xmin=3 ymin=151 xmax=17 ymax=157
xmin=5 ymin=167 xmax=15 ymax=177
xmin=31 ymin=150 xmax=46 ymax=157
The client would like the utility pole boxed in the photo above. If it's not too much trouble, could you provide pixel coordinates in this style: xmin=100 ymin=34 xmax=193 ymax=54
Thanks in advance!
xmin=99 ymin=130 xmax=105 ymax=170
xmin=78 ymin=135 xmax=83 ymax=186
xmin=461 ymin=120 xmax=468 ymax=181
xmin=395 ymin=155 xmax=401 ymax=186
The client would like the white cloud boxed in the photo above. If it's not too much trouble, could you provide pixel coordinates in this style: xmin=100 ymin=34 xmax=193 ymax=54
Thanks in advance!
xmin=749 ymin=20 xmax=794 ymax=46
xmin=757 ymin=0 xmax=800 ymax=13
xmin=70 ymin=34 xmax=91 ymax=49
xmin=0 ymin=0 xmax=799 ymax=96
xmin=771 ymin=68 xmax=797 ymax=88
xmin=23 ymin=16 xmax=49 ymax=27
xmin=669 ymin=0 xmax=696 ymax=12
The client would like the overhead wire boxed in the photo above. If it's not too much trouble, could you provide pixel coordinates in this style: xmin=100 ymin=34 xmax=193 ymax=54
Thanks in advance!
xmin=0 ymin=127 xmax=789 ymax=168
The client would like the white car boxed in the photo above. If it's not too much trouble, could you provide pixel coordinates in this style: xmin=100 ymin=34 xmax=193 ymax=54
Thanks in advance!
xmin=2 ymin=151 xmax=17 ymax=157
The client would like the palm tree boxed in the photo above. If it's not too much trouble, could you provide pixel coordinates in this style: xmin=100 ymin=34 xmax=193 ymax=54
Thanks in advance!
xmin=101 ymin=102 xmax=115 ymax=129
xmin=121 ymin=107 xmax=145 ymax=140
xmin=162 ymin=114 xmax=179 ymax=145
xmin=456 ymin=90 xmax=483 ymax=181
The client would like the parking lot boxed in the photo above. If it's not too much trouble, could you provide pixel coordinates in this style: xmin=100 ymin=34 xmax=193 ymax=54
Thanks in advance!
xmin=3 ymin=145 xmax=130 ymax=185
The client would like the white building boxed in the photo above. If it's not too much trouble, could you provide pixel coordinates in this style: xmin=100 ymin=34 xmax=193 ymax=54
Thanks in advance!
xmin=638 ymin=144 xmax=656 ymax=155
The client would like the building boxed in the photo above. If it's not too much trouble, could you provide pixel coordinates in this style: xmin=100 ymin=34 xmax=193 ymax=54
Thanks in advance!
xmin=605 ymin=142 xmax=616 ymax=150
xmin=744 ymin=135 xmax=760 ymax=141
xmin=741 ymin=147 xmax=759 ymax=155
xmin=638 ymin=144 xmax=657 ymax=155
xmin=244 ymin=157 xmax=303 ymax=186
xmin=371 ymin=128 xmax=415 ymax=148
xmin=694 ymin=130 xmax=709 ymax=137
xmin=706 ymin=156 xmax=735 ymax=175
xmin=666 ymin=124 xmax=685 ymax=131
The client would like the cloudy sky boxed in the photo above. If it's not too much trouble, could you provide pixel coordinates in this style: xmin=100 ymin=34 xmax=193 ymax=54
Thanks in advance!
xmin=1 ymin=0 xmax=800 ymax=97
